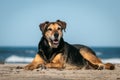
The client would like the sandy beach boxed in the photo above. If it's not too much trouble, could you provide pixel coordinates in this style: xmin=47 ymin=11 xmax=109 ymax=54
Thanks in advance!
xmin=0 ymin=64 xmax=120 ymax=80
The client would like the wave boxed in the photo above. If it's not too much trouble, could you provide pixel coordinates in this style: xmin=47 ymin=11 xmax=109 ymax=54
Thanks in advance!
xmin=5 ymin=55 xmax=33 ymax=63
xmin=102 ymin=58 xmax=120 ymax=64
xmin=5 ymin=55 xmax=120 ymax=64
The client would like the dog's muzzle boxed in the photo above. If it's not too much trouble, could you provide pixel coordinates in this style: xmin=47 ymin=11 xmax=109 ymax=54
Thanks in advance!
xmin=52 ymin=32 xmax=59 ymax=45
xmin=54 ymin=32 xmax=59 ymax=39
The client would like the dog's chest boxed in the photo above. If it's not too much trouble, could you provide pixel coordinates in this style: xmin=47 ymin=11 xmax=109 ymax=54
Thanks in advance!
xmin=40 ymin=48 xmax=63 ymax=63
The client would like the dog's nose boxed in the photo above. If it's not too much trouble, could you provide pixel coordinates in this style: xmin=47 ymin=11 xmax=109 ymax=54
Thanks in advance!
xmin=54 ymin=32 xmax=59 ymax=39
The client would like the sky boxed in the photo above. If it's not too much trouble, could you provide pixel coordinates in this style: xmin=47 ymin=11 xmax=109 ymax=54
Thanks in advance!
xmin=0 ymin=0 xmax=120 ymax=47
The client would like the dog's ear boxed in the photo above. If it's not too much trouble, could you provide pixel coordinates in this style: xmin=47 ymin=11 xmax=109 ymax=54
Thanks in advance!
xmin=56 ymin=20 xmax=66 ymax=32
xmin=39 ymin=21 xmax=49 ymax=33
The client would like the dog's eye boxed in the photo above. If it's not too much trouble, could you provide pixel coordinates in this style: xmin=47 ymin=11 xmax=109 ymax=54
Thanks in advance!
xmin=47 ymin=28 xmax=52 ymax=31
xmin=58 ymin=27 xmax=61 ymax=30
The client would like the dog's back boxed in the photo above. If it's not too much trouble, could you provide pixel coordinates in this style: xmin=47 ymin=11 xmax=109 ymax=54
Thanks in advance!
xmin=73 ymin=44 xmax=115 ymax=70
xmin=63 ymin=42 xmax=87 ymax=69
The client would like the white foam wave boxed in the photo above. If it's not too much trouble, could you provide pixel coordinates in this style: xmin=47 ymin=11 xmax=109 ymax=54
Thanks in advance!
xmin=5 ymin=55 xmax=33 ymax=63
xmin=102 ymin=58 xmax=120 ymax=64
xmin=5 ymin=55 xmax=120 ymax=64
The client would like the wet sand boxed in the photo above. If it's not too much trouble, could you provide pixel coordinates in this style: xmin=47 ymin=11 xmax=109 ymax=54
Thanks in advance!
xmin=0 ymin=64 xmax=120 ymax=80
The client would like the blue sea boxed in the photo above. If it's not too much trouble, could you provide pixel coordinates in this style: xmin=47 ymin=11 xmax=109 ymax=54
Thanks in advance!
xmin=0 ymin=47 xmax=120 ymax=64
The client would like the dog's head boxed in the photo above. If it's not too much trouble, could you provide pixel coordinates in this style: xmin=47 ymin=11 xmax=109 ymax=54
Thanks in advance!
xmin=39 ymin=20 xmax=66 ymax=48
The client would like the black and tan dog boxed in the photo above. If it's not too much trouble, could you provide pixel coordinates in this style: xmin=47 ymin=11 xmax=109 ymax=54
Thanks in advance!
xmin=25 ymin=20 xmax=115 ymax=70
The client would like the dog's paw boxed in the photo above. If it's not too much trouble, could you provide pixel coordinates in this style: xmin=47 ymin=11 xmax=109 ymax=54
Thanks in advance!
xmin=39 ymin=64 xmax=47 ymax=70
xmin=24 ymin=64 xmax=39 ymax=70
xmin=97 ymin=64 xmax=105 ymax=70
xmin=105 ymin=63 xmax=115 ymax=70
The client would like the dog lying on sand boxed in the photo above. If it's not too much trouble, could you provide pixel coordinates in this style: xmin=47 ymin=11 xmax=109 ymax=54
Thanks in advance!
xmin=25 ymin=20 xmax=115 ymax=70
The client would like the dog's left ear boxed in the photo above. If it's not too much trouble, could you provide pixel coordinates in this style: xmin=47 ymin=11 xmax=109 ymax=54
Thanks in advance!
xmin=56 ymin=20 xmax=66 ymax=32
xmin=39 ymin=21 xmax=49 ymax=33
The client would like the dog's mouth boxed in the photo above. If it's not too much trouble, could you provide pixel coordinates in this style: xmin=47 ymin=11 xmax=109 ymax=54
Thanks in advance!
xmin=52 ymin=39 xmax=59 ymax=45
xmin=49 ymin=38 xmax=60 ymax=48
xmin=48 ymin=35 xmax=61 ymax=48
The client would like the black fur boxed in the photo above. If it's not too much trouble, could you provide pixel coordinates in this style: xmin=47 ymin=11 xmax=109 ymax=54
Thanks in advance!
xmin=37 ymin=37 xmax=87 ymax=67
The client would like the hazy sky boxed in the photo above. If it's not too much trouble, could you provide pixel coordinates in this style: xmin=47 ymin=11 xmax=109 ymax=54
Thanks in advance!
xmin=0 ymin=0 xmax=120 ymax=47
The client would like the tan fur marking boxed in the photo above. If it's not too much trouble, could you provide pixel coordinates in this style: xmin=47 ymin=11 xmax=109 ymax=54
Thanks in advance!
xmin=80 ymin=49 xmax=102 ymax=64
xmin=32 ymin=54 xmax=44 ymax=63
xmin=45 ymin=53 xmax=64 ymax=69
xmin=80 ymin=48 xmax=115 ymax=70
xmin=24 ymin=53 xmax=45 ymax=70
xmin=80 ymin=48 xmax=104 ymax=69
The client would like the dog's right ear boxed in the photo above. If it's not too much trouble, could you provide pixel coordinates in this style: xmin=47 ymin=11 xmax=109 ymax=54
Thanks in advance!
xmin=39 ymin=21 xmax=49 ymax=33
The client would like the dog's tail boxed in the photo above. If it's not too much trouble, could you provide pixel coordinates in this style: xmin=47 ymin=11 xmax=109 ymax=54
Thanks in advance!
xmin=104 ymin=63 xmax=115 ymax=70
xmin=96 ymin=63 xmax=115 ymax=70
xmin=86 ymin=60 xmax=115 ymax=70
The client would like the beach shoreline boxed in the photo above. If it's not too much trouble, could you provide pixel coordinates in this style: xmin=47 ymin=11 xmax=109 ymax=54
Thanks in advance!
xmin=0 ymin=64 xmax=120 ymax=80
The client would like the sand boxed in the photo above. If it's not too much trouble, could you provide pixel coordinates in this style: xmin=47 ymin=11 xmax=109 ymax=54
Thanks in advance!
xmin=0 ymin=64 xmax=120 ymax=80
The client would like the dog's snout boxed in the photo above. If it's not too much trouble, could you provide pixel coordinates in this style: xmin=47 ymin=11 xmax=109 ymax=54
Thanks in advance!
xmin=54 ymin=32 xmax=59 ymax=39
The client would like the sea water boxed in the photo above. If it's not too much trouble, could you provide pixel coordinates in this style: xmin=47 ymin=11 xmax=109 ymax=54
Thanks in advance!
xmin=0 ymin=47 xmax=120 ymax=64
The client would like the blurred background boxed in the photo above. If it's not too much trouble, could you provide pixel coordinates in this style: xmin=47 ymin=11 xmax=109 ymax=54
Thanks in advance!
xmin=0 ymin=0 xmax=120 ymax=64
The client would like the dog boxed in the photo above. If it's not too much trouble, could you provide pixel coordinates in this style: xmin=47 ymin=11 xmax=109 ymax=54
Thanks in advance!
xmin=24 ymin=20 xmax=115 ymax=70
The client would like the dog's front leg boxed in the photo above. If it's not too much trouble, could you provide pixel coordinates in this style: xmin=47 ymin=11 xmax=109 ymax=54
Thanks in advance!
xmin=24 ymin=53 xmax=45 ymax=70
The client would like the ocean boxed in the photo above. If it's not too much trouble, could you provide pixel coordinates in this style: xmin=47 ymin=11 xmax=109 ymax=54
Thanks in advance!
xmin=0 ymin=47 xmax=120 ymax=64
